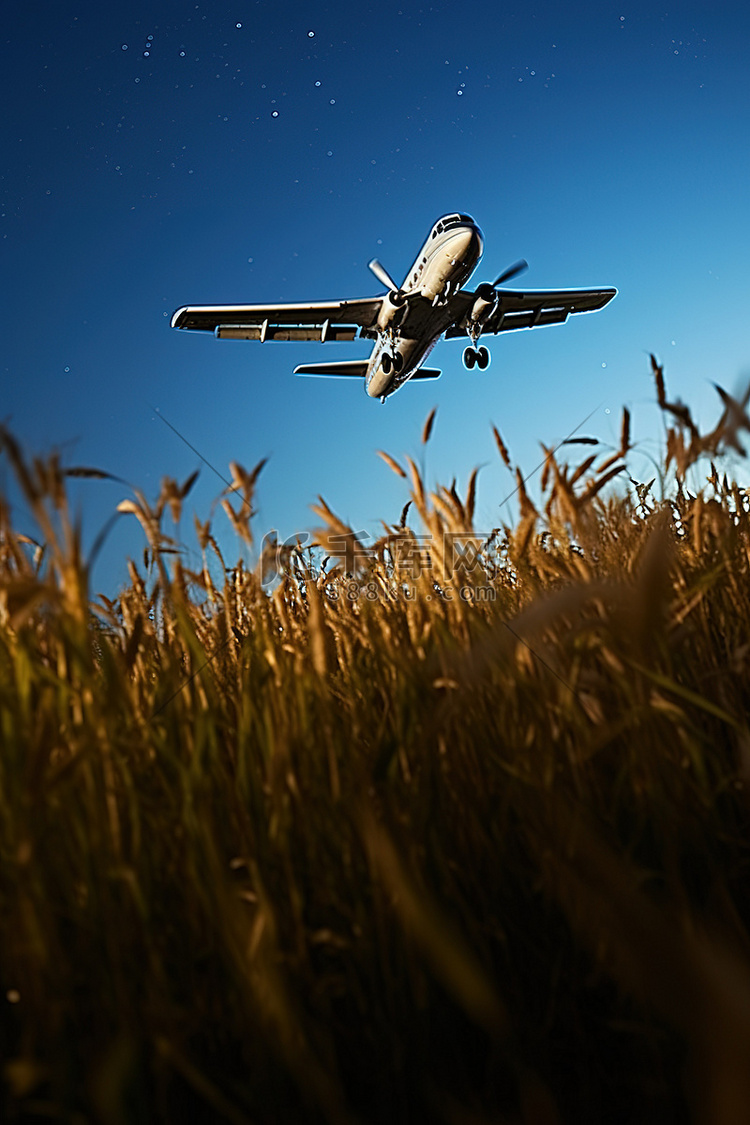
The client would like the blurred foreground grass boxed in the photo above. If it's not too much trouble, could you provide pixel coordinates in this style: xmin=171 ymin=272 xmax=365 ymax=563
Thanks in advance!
xmin=3 ymin=360 xmax=750 ymax=1124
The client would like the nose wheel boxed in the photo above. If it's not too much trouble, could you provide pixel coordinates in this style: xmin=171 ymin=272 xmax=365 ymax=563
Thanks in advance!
xmin=463 ymin=345 xmax=490 ymax=370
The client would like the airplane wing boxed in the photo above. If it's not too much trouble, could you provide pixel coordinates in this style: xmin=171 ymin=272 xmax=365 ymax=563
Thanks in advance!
xmin=171 ymin=298 xmax=383 ymax=342
xmin=445 ymin=286 xmax=617 ymax=338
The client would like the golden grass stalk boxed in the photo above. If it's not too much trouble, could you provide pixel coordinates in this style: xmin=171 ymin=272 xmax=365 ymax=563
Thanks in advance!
xmin=2 ymin=363 xmax=750 ymax=1124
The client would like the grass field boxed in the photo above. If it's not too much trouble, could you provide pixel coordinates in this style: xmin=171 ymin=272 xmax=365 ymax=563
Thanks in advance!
xmin=3 ymin=359 xmax=750 ymax=1124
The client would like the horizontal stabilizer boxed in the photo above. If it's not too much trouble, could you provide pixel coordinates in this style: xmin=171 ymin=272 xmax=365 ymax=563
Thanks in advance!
xmin=294 ymin=362 xmax=443 ymax=382
xmin=294 ymin=361 xmax=369 ymax=378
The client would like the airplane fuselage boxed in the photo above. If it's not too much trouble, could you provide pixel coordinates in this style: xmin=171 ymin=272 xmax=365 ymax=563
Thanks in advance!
xmin=171 ymin=214 xmax=617 ymax=400
xmin=365 ymin=214 xmax=484 ymax=398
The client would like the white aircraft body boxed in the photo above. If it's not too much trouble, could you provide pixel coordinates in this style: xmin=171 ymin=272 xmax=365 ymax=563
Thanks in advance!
xmin=171 ymin=213 xmax=616 ymax=402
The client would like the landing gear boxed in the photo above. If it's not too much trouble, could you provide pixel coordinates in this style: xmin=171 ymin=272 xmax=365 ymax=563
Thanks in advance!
xmin=382 ymin=351 xmax=404 ymax=378
xmin=463 ymin=343 xmax=491 ymax=370
xmin=378 ymin=322 xmax=406 ymax=377
xmin=463 ymin=345 xmax=491 ymax=370
xmin=380 ymin=342 xmax=404 ymax=375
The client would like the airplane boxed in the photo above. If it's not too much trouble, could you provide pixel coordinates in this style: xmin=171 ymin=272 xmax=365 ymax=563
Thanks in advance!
xmin=171 ymin=213 xmax=616 ymax=403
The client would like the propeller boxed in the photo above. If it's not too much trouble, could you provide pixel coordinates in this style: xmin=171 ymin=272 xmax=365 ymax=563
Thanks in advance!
xmin=492 ymin=258 xmax=528 ymax=286
xmin=368 ymin=258 xmax=407 ymax=306
xmin=474 ymin=259 xmax=529 ymax=303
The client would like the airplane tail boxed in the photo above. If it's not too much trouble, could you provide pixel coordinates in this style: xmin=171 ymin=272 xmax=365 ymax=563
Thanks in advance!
xmin=294 ymin=361 xmax=369 ymax=378
xmin=409 ymin=368 xmax=441 ymax=380
xmin=294 ymin=362 xmax=442 ymax=380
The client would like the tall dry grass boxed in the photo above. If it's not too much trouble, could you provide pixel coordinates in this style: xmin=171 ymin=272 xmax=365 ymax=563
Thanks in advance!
xmin=2 ymin=359 xmax=750 ymax=1123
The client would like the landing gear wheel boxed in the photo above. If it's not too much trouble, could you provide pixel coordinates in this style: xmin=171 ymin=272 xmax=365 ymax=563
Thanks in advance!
xmin=381 ymin=352 xmax=392 ymax=374
xmin=463 ymin=347 xmax=476 ymax=370
xmin=393 ymin=351 xmax=404 ymax=372
xmin=477 ymin=346 xmax=490 ymax=370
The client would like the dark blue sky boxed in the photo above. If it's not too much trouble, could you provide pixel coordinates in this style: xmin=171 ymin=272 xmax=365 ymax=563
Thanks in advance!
xmin=3 ymin=1 xmax=749 ymax=593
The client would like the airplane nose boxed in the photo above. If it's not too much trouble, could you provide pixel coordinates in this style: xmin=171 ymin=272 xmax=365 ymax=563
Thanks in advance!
xmin=447 ymin=227 xmax=483 ymax=267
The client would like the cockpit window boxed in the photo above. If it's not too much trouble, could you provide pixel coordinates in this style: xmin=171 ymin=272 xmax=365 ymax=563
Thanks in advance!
xmin=435 ymin=213 xmax=475 ymax=233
